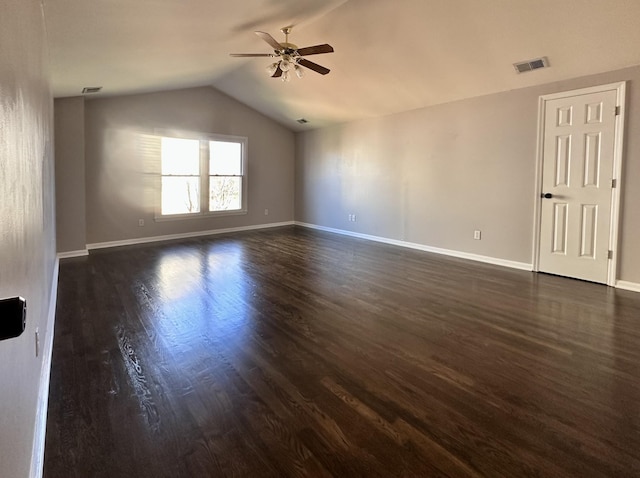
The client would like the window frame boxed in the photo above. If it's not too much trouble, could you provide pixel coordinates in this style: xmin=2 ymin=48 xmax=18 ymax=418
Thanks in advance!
xmin=154 ymin=130 xmax=248 ymax=222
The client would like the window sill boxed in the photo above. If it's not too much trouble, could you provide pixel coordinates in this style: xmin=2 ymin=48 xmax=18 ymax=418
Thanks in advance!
xmin=154 ymin=209 xmax=248 ymax=222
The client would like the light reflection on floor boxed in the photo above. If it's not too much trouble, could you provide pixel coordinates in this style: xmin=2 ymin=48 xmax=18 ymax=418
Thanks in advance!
xmin=153 ymin=241 xmax=256 ymax=356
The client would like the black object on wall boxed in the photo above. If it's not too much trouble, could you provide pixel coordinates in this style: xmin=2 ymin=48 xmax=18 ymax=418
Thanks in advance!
xmin=0 ymin=297 xmax=27 ymax=340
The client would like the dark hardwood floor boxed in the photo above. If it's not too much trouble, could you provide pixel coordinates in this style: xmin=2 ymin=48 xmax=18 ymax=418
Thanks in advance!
xmin=44 ymin=226 xmax=640 ymax=477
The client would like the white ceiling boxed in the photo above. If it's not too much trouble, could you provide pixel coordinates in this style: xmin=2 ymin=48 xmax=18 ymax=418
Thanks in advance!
xmin=44 ymin=0 xmax=640 ymax=131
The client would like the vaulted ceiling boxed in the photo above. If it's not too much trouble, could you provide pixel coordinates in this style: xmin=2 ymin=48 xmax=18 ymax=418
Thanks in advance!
xmin=44 ymin=0 xmax=640 ymax=131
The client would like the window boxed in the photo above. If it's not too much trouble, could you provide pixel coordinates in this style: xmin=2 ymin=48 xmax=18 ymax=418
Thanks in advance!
xmin=157 ymin=132 xmax=247 ymax=219
xmin=161 ymin=137 xmax=201 ymax=215
xmin=208 ymin=140 xmax=242 ymax=212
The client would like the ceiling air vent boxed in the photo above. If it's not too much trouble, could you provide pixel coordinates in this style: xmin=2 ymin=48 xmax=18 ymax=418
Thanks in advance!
xmin=296 ymin=118 xmax=309 ymax=124
xmin=81 ymin=86 xmax=103 ymax=94
xmin=513 ymin=57 xmax=549 ymax=74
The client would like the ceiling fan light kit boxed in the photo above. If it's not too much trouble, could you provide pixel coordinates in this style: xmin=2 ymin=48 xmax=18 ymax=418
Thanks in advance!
xmin=266 ymin=62 xmax=279 ymax=76
xmin=231 ymin=27 xmax=333 ymax=81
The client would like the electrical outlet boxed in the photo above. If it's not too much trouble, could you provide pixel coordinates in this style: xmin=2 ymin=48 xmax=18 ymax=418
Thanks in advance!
xmin=352 ymin=214 xmax=357 ymax=222
xmin=474 ymin=230 xmax=482 ymax=240
xmin=138 ymin=219 xmax=144 ymax=227
xmin=264 ymin=209 xmax=269 ymax=215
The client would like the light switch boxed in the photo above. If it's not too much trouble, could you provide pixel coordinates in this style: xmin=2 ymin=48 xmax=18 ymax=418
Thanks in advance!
xmin=0 ymin=297 xmax=26 ymax=340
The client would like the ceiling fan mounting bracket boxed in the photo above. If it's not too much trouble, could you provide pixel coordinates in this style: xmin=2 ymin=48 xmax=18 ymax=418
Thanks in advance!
xmin=279 ymin=27 xmax=297 ymax=51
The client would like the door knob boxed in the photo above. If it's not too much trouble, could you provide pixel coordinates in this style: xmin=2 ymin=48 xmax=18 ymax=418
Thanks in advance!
xmin=541 ymin=193 xmax=553 ymax=199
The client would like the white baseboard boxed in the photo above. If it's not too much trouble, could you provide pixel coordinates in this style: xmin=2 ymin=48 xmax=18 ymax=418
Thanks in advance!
xmin=30 ymin=257 xmax=59 ymax=478
xmin=86 ymin=221 xmax=295 ymax=251
xmin=616 ymin=280 xmax=640 ymax=293
xmin=295 ymin=222 xmax=533 ymax=272
xmin=57 ymin=249 xmax=89 ymax=259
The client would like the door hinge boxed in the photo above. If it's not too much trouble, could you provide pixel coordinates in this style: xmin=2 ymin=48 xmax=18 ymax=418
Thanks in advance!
xmin=612 ymin=178 xmax=617 ymax=188
xmin=608 ymin=250 xmax=613 ymax=260
xmin=615 ymin=105 xmax=621 ymax=116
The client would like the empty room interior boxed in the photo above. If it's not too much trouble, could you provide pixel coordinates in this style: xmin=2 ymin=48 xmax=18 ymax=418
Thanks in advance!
xmin=2 ymin=0 xmax=640 ymax=477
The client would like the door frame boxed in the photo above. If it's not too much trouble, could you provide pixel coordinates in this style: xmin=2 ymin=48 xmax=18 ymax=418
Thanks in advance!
xmin=532 ymin=81 xmax=626 ymax=286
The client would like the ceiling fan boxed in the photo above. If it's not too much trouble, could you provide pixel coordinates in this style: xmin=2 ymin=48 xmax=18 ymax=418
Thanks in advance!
xmin=230 ymin=27 xmax=334 ymax=81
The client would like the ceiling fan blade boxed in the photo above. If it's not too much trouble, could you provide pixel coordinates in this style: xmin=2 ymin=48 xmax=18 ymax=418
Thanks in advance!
xmin=298 ymin=58 xmax=330 ymax=75
xmin=255 ymin=31 xmax=283 ymax=51
xmin=230 ymin=53 xmax=275 ymax=57
xmin=272 ymin=65 xmax=283 ymax=77
xmin=296 ymin=44 xmax=334 ymax=56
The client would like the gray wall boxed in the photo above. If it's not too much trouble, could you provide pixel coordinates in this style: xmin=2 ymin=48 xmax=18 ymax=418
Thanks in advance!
xmin=55 ymin=96 xmax=86 ymax=252
xmin=0 ymin=0 xmax=57 ymax=476
xmin=79 ymin=87 xmax=295 ymax=245
xmin=296 ymin=65 xmax=640 ymax=284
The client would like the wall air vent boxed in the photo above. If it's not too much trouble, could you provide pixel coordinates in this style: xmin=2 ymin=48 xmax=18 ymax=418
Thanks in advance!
xmin=81 ymin=86 xmax=103 ymax=94
xmin=296 ymin=118 xmax=309 ymax=124
xmin=513 ymin=57 xmax=549 ymax=73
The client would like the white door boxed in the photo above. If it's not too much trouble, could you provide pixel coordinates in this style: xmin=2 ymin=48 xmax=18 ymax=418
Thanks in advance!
xmin=538 ymin=88 xmax=619 ymax=284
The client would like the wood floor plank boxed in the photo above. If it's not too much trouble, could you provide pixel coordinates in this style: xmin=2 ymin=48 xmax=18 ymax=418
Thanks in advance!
xmin=44 ymin=226 xmax=640 ymax=477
